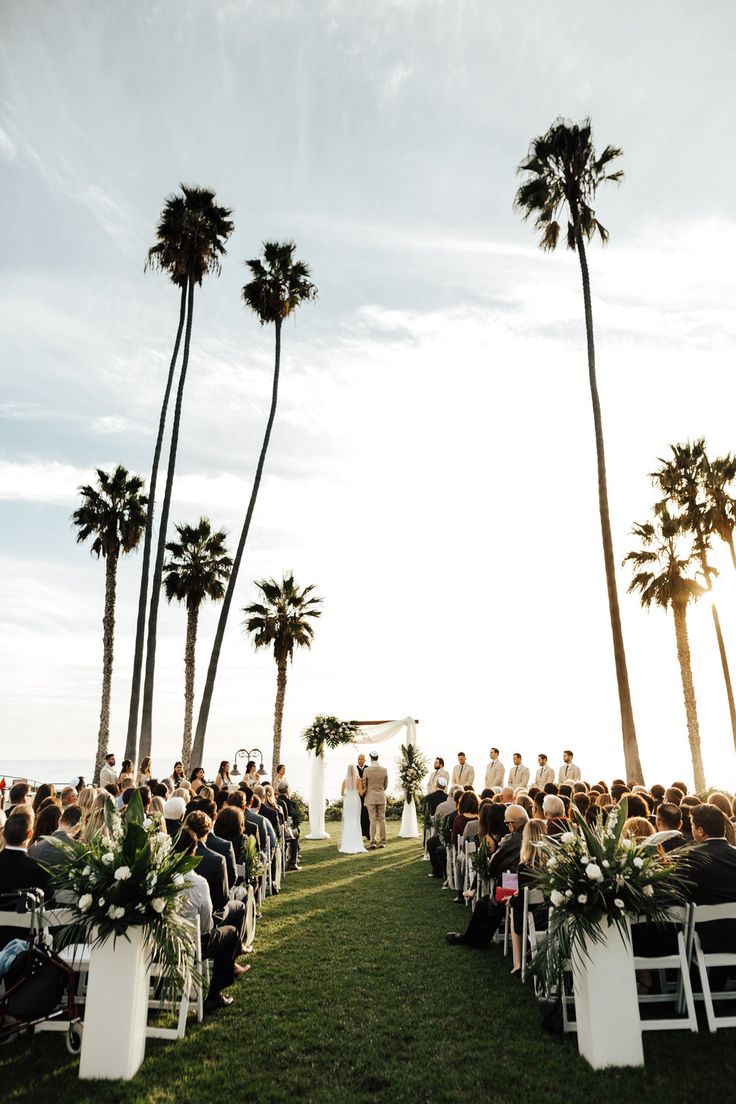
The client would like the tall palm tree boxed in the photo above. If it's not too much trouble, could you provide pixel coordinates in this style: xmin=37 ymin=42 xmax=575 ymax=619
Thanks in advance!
xmin=136 ymin=185 xmax=234 ymax=767
xmin=72 ymin=466 xmax=147 ymax=784
xmin=243 ymin=575 xmax=322 ymax=778
xmin=162 ymin=519 xmax=232 ymax=771
xmin=652 ymin=441 xmax=736 ymax=751
xmin=514 ymin=118 xmax=643 ymax=782
xmin=701 ymin=451 xmax=736 ymax=570
xmin=191 ymin=241 xmax=317 ymax=766
xmin=624 ymin=511 xmax=706 ymax=790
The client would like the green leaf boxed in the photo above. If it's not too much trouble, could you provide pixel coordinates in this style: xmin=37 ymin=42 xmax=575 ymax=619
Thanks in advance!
xmin=126 ymin=787 xmax=145 ymax=825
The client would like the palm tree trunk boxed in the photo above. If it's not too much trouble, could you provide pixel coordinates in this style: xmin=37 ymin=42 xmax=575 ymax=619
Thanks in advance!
xmin=94 ymin=551 xmax=118 ymax=785
xmin=728 ymin=533 xmax=736 ymax=571
xmin=181 ymin=602 xmax=199 ymax=773
xmin=272 ymin=656 xmax=288 ymax=779
xmin=575 ymin=229 xmax=643 ymax=783
xmin=139 ymin=275 xmax=196 ymax=763
xmin=711 ymin=602 xmax=736 ymax=753
xmin=672 ymin=600 xmax=706 ymax=791
xmin=124 ymin=283 xmax=187 ymax=765
xmin=192 ymin=318 xmax=283 ymax=766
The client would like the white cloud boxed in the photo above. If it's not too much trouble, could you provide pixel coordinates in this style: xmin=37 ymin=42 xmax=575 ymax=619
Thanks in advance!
xmin=0 ymin=125 xmax=16 ymax=161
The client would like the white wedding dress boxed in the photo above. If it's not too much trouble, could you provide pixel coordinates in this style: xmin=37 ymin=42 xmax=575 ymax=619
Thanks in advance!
xmin=339 ymin=767 xmax=365 ymax=854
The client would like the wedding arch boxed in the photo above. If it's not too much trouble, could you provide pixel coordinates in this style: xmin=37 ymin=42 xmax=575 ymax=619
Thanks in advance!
xmin=304 ymin=716 xmax=420 ymax=840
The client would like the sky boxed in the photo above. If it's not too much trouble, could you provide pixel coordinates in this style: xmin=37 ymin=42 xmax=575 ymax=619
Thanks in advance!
xmin=1 ymin=0 xmax=735 ymax=798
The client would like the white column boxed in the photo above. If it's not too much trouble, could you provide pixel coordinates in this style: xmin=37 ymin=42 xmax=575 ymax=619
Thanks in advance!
xmin=399 ymin=797 xmax=419 ymax=838
xmin=305 ymin=750 xmax=330 ymax=840
xmin=79 ymin=926 xmax=150 ymax=1080
xmin=571 ymin=921 xmax=643 ymax=1069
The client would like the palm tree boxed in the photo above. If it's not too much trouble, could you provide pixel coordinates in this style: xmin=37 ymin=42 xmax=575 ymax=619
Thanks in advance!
xmin=136 ymin=185 xmax=234 ymax=767
xmin=514 ymin=117 xmax=643 ymax=782
xmin=162 ymin=519 xmax=232 ymax=771
xmin=624 ymin=511 xmax=706 ymax=790
xmin=701 ymin=451 xmax=736 ymax=570
xmin=191 ymin=242 xmax=317 ymax=767
xmin=652 ymin=441 xmax=736 ymax=751
xmin=72 ymin=466 xmax=147 ymax=784
xmin=243 ymin=575 xmax=322 ymax=777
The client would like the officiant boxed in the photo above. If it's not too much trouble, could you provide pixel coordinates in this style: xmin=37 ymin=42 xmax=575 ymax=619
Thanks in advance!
xmin=356 ymin=753 xmax=371 ymax=840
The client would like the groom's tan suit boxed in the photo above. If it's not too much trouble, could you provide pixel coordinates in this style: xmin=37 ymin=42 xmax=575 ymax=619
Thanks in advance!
xmin=363 ymin=761 xmax=388 ymax=846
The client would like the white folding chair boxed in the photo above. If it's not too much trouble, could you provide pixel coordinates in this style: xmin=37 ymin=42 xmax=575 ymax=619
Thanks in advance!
xmin=244 ymin=883 xmax=258 ymax=949
xmin=632 ymin=906 xmax=697 ymax=1032
xmin=463 ymin=840 xmax=477 ymax=905
xmin=691 ymin=902 xmax=736 ymax=1031
xmin=264 ymin=837 xmax=273 ymax=897
xmin=521 ymin=887 xmax=545 ymax=982
xmin=146 ymin=916 xmax=202 ymax=1039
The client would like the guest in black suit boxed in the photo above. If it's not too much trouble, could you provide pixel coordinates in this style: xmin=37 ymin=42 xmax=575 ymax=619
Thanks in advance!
xmin=28 ymin=806 xmax=83 ymax=868
xmin=185 ymin=811 xmax=247 ymax=944
xmin=206 ymin=830 xmax=237 ymax=889
xmin=445 ymin=805 xmax=528 ymax=948
xmin=426 ymin=778 xmax=449 ymax=816
xmin=688 ymin=804 xmax=736 ymax=952
xmin=655 ymin=802 xmax=684 ymax=853
xmin=0 ymin=809 xmax=52 ymax=948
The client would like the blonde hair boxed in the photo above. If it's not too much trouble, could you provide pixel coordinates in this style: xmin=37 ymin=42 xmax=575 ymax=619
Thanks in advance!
xmin=622 ymin=816 xmax=654 ymax=842
xmin=519 ymin=818 xmax=548 ymax=866
xmin=78 ymin=787 xmax=98 ymax=821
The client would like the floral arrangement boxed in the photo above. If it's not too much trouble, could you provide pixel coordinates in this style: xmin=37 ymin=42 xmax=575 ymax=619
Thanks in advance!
xmin=396 ymin=743 xmax=429 ymax=805
xmin=470 ymin=838 xmax=494 ymax=886
xmin=302 ymin=714 xmax=358 ymax=757
xmin=530 ymin=800 xmax=689 ymax=987
xmin=50 ymin=790 xmax=200 ymax=989
xmin=242 ymin=834 xmax=265 ymax=885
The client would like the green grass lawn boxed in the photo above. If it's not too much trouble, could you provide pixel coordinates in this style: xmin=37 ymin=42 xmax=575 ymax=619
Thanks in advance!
xmin=2 ymin=824 xmax=735 ymax=1103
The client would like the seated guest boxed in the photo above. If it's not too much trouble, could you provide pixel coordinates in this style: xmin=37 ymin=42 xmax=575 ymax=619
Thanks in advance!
xmin=206 ymin=814 xmax=237 ymax=887
xmin=253 ymin=785 xmax=280 ymax=834
xmin=511 ymin=819 xmax=548 ymax=975
xmin=0 ymin=810 xmax=52 ymax=947
xmin=28 ymin=806 xmax=83 ymax=901
xmin=248 ymin=794 xmax=277 ymax=851
xmin=452 ymin=791 xmax=480 ymax=849
xmin=164 ymin=796 xmax=187 ymax=837
xmin=708 ymin=793 xmax=736 ymax=844
xmin=426 ymin=787 xmax=461 ymax=879
xmin=426 ymin=777 xmax=448 ymax=817
xmin=185 ymin=811 xmax=247 ymax=942
xmin=174 ymin=828 xmax=249 ymax=1012
xmin=624 ymin=793 xmax=651 ymax=819
xmin=5 ymin=782 xmax=31 ymax=817
xmin=672 ymin=780 xmax=689 ymax=796
xmin=214 ymin=806 xmax=249 ymax=865
xmin=32 ymin=784 xmax=57 ymax=815
xmin=664 ymin=786 xmax=685 ymax=806
xmin=28 ymin=803 xmax=61 ymax=848
xmin=622 ymin=816 xmax=655 ymax=843
xmin=445 ymin=805 xmax=529 ymax=947
xmin=572 ymin=792 xmax=590 ymax=818
xmin=60 ymin=786 xmax=78 ymax=807
xmin=543 ymin=795 xmax=568 ymax=837
xmin=655 ymin=802 xmax=684 ymax=852
xmin=686 ymin=804 xmax=736 ymax=952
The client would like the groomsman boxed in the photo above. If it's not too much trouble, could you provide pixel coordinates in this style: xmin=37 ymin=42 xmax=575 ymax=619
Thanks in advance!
xmin=451 ymin=753 xmax=475 ymax=788
xmin=426 ymin=757 xmax=450 ymax=795
xmin=558 ymin=750 xmax=581 ymax=783
xmin=507 ymin=753 xmax=529 ymax=790
xmin=484 ymin=748 xmax=505 ymax=790
xmin=534 ymin=754 xmax=555 ymax=788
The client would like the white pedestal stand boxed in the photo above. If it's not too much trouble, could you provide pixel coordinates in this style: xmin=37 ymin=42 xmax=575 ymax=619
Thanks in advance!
xmin=306 ymin=750 xmax=330 ymax=840
xmin=571 ymin=921 xmax=643 ymax=1069
xmin=79 ymin=927 xmax=150 ymax=1080
xmin=399 ymin=797 xmax=419 ymax=838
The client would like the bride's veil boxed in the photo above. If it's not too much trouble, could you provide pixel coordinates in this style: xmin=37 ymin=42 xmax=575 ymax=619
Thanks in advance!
xmin=344 ymin=764 xmax=358 ymax=791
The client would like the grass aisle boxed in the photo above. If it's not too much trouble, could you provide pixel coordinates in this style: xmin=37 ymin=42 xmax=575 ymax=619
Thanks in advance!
xmin=2 ymin=824 xmax=735 ymax=1102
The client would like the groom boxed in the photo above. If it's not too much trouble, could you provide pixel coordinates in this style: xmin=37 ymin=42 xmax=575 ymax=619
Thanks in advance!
xmin=363 ymin=752 xmax=388 ymax=849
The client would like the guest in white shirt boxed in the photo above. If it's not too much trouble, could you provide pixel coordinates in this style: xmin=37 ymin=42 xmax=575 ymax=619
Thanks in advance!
xmin=99 ymin=753 xmax=118 ymax=790
xmin=507 ymin=753 xmax=529 ymax=790
xmin=484 ymin=748 xmax=505 ymax=790
xmin=451 ymin=753 xmax=475 ymax=788
xmin=426 ymin=757 xmax=450 ymax=794
xmin=534 ymin=754 xmax=555 ymax=788
xmin=174 ymin=827 xmax=249 ymax=1011
xmin=558 ymin=750 xmax=581 ymax=783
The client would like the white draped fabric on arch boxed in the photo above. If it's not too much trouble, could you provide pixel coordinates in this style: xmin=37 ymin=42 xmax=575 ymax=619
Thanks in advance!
xmin=306 ymin=716 xmax=419 ymax=840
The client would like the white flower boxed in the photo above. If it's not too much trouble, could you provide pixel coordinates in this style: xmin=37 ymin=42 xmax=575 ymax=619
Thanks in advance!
xmin=173 ymin=873 xmax=185 ymax=887
xmin=82 ymin=866 xmax=91 ymax=877
xmin=642 ymin=884 xmax=654 ymax=897
xmin=114 ymin=866 xmax=131 ymax=881
xmin=550 ymin=890 xmax=566 ymax=907
xmin=560 ymin=832 xmax=575 ymax=844
xmin=602 ymin=860 xmax=610 ymax=869
xmin=79 ymin=894 xmax=93 ymax=912
xmin=585 ymin=863 xmax=604 ymax=881
xmin=565 ymin=890 xmax=573 ymax=898
xmin=546 ymin=857 xmax=558 ymax=870
xmin=577 ymin=893 xmax=588 ymax=904
xmin=101 ymin=853 xmax=115 ymax=865
xmin=98 ymin=897 xmax=106 ymax=907
xmin=106 ymin=905 xmax=125 ymax=920
xmin=580 ymin=856 xmax=590 ymax=865
xmin=621 ymin=838 xmax=633 ymax=850
xmin=150 ymin=897 xmax=166 ymax=914
xmin=614 ymin=898 xmax=625 ymax=909
xmin=633 ymin=856 xmax=644 ymax=869
xmin=135 ymin=904 xmax=146 ymax=913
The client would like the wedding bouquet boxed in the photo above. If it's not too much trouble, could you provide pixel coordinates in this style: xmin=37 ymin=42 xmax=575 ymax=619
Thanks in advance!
xmin=242 ymin=834 xmax=265 ymax=885
xmin=303 ymin=715 xmax=359 ymax=757
xmin=50 ymin=790 xmax=200 ymax=989
xmin=397 ymin=743 xmax=429 ymax=805
xmin=531 ymin=800 xmax=689 ymax=988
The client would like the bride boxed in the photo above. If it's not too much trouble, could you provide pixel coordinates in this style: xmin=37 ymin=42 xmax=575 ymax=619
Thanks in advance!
xmin=338 ymin=765 xmax=366 ymax=853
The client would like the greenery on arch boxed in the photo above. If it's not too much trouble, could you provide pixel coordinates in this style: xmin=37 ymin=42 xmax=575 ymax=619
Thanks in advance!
xmin=302 ymin=714 xmax=359 ymax=758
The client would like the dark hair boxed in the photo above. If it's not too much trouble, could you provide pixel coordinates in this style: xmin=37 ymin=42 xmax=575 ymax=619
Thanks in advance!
xmin=559 ymin=784 xmax=573 ymax=799
xmin=650 ymin=784 xmax=665 ymax=801
xmin=625 ymin=794 xmax=650 ymax=818
xmin=121 ymin=788 xmax=136 ymax=806
xmin=691 ymin=804 xmax=726 ymax=838
xmin=533 ymin=792 xmax=545 ymax=815
xmin=60 ymin=805 xmax=83 ymax=829
xmin=185 ymin=810 xmax=212 ymax=839
xmin=138 ymin=785 xmax=151 ymax=808
xmin=31 ymin=803 xmax=61 ymax=842
xmin=487 ymin=803 xmax=508 ymax=840
xmin=121 ymin=759 xmax=133 ymax=772
xmin=490 ymin=748 xmax=499 ymax=756
xmin=538 ymin=754 xmax=548 ymax=762
xmin=215 ymin=790 xmax=228 ymax=811
xmin=173 ymin=827 xmax=197 ymax=855
xmin=457 ymin=752 xmax=466 ymax=758
xmin=32 ymin=784 xmax=56 ymax=814
xmin=611 ymin=783 xmax=629 ymax=802
xmin=5 ymin=809 xmax=33 ymax=846
xmin=215 ymin=806 xmax=244 ymax=842
xmin=9 ymin=782 xmax=29 ymax=804
xmin=105 ymin=784 xmax=119 ymax=797
xmin=573 ymin=793 xmax=590 ymax=816
xmin=436 ymin=757 xmax=445 ymax=767
xmin=151 ymin=782 xmax=168 ymax=799
xmin=245 ymin=761 xmax=256 ymax=774
xmin=479 ymin=788 xmax=494 ymax=800
xmin=573 ymin=782 xmax=587 ymax=794
xmin=459 ymin=792 xmax=479 ymax=815
xmin=241 ymin=784 xmax=254 ymax=802
xmin=217 ymin=761 xmax=230 ymax=777
xmin=189 ymin=767 xmax=204 ymax=782
xmin=276 ymin=764 xmax=285 ymax=773
xmin=664 ymin=786 xmax=685 ymax=806
xmin=528 ymin=786 xmax=540 ymax=799
xmin=543 ymin=783 xmax=559 ymax=796
xmin=250 ymin=795 xmax=261 ymax=810
xmin=227 ymin=791 xmax=246 ymax=810
xmin=671 ymin=781 xmax=688 ymax=796
xmin=656 ymin=802 xmax=682 ymax=831
xmin=563 ymin=749 xmax=574 ymax=757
